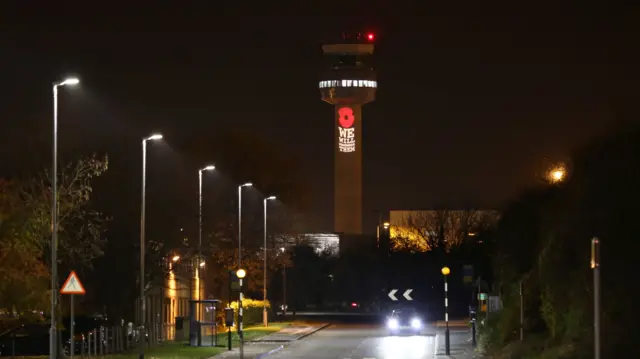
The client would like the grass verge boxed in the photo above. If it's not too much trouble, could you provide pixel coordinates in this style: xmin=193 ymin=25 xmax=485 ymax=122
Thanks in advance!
xmin=98 ymin=322 xmax=291 ymax=359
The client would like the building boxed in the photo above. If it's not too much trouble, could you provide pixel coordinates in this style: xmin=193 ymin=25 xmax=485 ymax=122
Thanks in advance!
xmin=275 ymin=232 xmax=340 ymax=256
xmin=387 ymin=209 xmax=501 ymax=252
xmin=319 ymin=31 xmax=377 ymax=236
xmin=135 ymin=255 xmax=206 ymax=341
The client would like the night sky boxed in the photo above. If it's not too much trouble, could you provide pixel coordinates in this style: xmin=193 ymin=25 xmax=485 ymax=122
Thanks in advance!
xmin=1 ymin=4 xmax=637 ymax=233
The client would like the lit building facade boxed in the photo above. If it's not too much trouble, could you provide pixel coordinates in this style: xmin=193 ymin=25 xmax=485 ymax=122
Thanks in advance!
xmin=275 ymin=233 xmax=340 ymax=256
xmin=136 ymin=256 xmax=205 ymax=340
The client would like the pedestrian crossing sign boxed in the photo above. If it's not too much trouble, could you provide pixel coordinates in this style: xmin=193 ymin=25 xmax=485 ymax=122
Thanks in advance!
xmin=60 ymin=271 xmax=86 ymax=295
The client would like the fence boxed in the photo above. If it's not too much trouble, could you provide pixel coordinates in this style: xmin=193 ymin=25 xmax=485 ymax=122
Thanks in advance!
xmin=72 ymin=321 xmax=167 ymax=356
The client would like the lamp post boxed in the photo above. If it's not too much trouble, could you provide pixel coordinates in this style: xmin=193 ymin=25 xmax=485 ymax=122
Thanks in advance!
xmin=197 ymin=165 xmax=215 ymax=314
xmin=591 ymin=238 xmax=601 ymax=359
xmin=140 ymin=133 xmax=163 ymax=359
xmin=237 ymin=182 xmax=252 ymax=268
xmin=50 ymin=76 xmax=79 ymax=359
xmin=442 ymin=266 xmax=451 ymax=356
xmin=236 ymin=268 xmax=247 ymax=359
xmin=280 ymin=247 xmax=287 ymax=318
xmin=263 ymin=196 xmax=276 ymax=327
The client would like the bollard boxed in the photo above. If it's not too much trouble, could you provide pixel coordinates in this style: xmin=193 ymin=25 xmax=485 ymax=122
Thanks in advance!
xmin=93 ymin=328 xmax=98 ymax=356
xmin=472 ymin=320 xmax=477 ymax=347
xmin=99 ymin=327 xmax=103 ymax=356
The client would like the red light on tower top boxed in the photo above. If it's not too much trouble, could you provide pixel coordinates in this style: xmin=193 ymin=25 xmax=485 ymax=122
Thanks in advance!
xmin=367 ymin=33 xmax=375 ymax=41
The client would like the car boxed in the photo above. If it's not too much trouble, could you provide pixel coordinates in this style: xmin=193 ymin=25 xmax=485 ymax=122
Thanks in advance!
xmin=385 ymin=308 xmax=423 ymax=335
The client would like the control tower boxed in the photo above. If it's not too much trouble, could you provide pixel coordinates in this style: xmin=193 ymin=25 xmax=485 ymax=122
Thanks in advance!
xmin=319 ymin=31 xmax=377 ymax=236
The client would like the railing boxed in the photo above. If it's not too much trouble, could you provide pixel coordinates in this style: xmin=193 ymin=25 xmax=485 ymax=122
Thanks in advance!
xmin=74 ymin=321 xmax=168 ymax=356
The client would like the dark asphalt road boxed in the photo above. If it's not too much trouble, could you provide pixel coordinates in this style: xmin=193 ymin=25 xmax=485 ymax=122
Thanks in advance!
xmin=267 ymin=313 xmax=474 ymax=359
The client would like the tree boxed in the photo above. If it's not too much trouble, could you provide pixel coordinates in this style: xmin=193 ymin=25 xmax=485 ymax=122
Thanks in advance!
xmin=0 ymin=155 xmax=109 ymax=329
xmin=0 ymin=180 xmax=49 ymax=312
xmin=20 ymin=154 xmax=110 ymax=273
xmin=486 ymin=122 xmax=640 ymax=357
xmin=390 ymin=209 xmax=500 ymax=252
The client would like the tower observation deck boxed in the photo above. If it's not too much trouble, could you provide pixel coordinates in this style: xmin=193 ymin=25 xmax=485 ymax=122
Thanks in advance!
xmin=320 ymin=31 xmax=377 ymax=236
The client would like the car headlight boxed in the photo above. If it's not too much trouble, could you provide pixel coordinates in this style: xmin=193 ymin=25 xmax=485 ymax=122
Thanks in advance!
xmin=411 ymin=318 xmax=422 ymax=328
xmin=387 ymin=318 xmax=399 ymax=329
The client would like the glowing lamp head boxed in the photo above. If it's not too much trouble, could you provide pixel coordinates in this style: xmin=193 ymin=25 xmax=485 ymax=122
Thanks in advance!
xmin=241 ymin=182 xmax=252 ymax=188
xmin=202 ymin=165 xmax=215 ymax=171
xmin=552 ymin=169 xmax=564 ymax=181
xmin=236 ymin=268 xmax=246 ymax=279
xmin=199 ymin=261 xmax=206 ymax=268
xmin=266 ymin=195 xmax=276 ymax=201
xmin=383 ymin=222 xmax=390 ymax=229
xmin=61 ymin=77 xmax=80 ymax=86
xmin=172 ymin=255 xmax=180 ymax=262
xmin=441 ymin=266 xmax=451 ymax=276
xmin=147 ymin=134 xmax=163 ymax=141
xmin=367 ymin=33 xmax=375 ymax=41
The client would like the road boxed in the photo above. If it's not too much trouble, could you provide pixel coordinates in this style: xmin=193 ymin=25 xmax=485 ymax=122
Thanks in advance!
xmin=266 ymin=319 xmax=472 ymax=359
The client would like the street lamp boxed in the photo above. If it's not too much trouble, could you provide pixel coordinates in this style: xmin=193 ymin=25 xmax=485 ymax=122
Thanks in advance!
xmin=263 ymin=195 xmax=277 ymax=327
xmin=236 ymin=268 xmax=247 ymax=358
xmin=140 ymin=133 xmax=162 ymax=359
xmin=237 ymin=182 xmax=252 ymax=268
xmin=50 ymin=76 xmax=80 ymax=359
xmin=198 ymin=165 xmax=215 ymax=304
xmin=376 ymin=221 xmax=391 ymax=249
xmin=441 ymin=266 xmax=451 ymax=355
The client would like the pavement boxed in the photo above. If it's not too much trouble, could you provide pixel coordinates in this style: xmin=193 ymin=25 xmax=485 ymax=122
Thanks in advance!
xmin=212 ymin=318 xmax=483 ymax=359
xmin=211 ymin=322 xmax=329 ymax=359
xmin=250 ymin=322 xmax=331 ymax=342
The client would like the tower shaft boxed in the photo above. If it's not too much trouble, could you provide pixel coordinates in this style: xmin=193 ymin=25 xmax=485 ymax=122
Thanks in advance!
xmin=334 ymin=104 xmax=363 ymax=234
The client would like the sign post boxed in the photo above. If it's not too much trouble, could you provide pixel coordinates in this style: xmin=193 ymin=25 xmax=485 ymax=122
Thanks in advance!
xmin=60 ymin=271 xmax=86 ymax=359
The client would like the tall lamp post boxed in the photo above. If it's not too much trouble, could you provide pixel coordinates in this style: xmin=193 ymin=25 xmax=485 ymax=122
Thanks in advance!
xmin=591 ymin=238 xmax=601 ymax=359
xmin=263 ymin=195 xmax=276 ymax=326
xmin=442 ymin=266 xmax=451 ymax=356
xmin=50 ymin=77 xmax=80 ymax=359
xmin=140 ymin=133 xmax=163 ymax=359
xmin=197 ymin=165 xmax=215 ymax=315
xmin=237 ymin=182 xmax=252 ymax=268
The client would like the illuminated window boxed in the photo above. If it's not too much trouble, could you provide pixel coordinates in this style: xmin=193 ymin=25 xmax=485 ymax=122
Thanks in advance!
xmin=319 ymin=80 xmax=378 ymax=88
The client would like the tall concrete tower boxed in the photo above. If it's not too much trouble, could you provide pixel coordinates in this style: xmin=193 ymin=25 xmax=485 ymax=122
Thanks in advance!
xmin=319 ymin=31 xmax=377 ymax=236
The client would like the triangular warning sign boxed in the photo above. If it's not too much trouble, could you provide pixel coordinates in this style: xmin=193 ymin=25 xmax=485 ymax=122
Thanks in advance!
xmin=60 ymin=271 xmax=86 ymax=295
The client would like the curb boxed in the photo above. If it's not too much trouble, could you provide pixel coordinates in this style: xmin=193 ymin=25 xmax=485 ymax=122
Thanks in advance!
xmin=254 ymin=344 xmax=285 ymax=359
xmin=248 ymin=323 xmax=331 ymax=343
xmin=296 ymin=323 xmax=331 ymax=340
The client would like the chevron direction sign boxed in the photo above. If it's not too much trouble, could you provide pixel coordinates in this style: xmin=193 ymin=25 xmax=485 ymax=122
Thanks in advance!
xmin=388 ymin=289 xmax=413 ymax=301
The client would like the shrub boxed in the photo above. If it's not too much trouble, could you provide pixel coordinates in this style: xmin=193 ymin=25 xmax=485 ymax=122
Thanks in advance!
xmin=216 ymin=299 xmax=273 ymax=329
